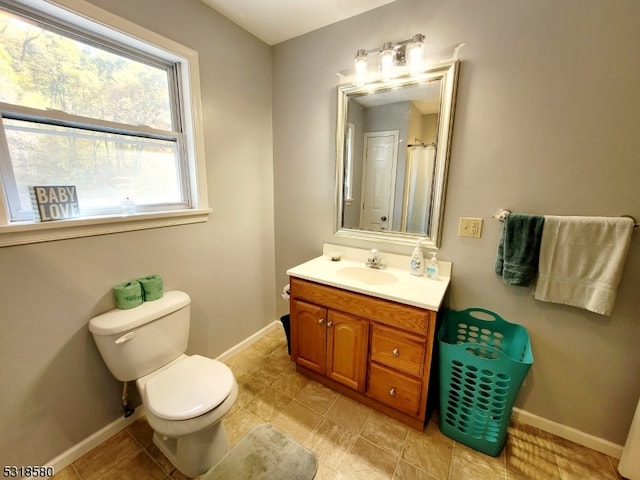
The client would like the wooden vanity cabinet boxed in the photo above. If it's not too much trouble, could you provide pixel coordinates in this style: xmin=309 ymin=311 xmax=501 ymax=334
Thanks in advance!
xmin=291 ymin=299 xmax=368 ymax=391
xmin=289 ymin=277 xmax=438 ymax=429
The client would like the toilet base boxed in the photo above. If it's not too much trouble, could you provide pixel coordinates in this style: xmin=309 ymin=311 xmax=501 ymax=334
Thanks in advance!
xmin=152 ymin=421 xmax=229 ymax=477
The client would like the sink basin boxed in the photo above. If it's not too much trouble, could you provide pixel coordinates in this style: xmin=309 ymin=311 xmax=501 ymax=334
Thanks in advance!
xmin=336 ymin=266 xmax=399 ymax=285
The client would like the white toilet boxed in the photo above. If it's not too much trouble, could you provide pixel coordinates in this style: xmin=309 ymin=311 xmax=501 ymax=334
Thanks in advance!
xmin=89 ymin=290 xmax=238 ymax=477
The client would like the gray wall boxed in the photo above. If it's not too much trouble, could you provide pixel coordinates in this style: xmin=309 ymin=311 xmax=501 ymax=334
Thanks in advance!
xmin=0 ymin=0 xmax=275 ymax=466
xmin=273 ymin=0 xmax=640 ymax=445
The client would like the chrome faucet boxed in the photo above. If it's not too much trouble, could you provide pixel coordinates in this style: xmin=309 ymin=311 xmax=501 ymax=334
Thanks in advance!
xmin=366 ymin=249 xmax=385 ymax=269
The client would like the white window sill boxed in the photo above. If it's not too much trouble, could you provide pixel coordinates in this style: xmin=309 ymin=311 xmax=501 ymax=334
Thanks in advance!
xmin=0 ymin=208 xmax=211 ymax=247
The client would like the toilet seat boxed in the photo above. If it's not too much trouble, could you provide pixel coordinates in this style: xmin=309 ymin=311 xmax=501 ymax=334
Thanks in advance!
xmin=143 ymin=355 xmax=234 ymax=420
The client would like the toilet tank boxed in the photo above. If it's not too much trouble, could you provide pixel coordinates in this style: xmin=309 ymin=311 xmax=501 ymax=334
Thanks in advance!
xmin=89 ymin=290 xmax=191 ymax=381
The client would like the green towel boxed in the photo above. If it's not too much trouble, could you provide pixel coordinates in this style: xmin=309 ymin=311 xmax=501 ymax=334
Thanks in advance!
xmin=495 ymin=213 xmax=545 ymax=286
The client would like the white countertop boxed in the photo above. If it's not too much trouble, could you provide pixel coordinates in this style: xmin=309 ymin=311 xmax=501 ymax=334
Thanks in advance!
xmin=286 ymin=244 xmax=451 ymax=311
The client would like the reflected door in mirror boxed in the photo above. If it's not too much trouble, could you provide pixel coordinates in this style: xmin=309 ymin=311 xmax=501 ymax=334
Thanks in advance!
xmin=360 ymin=130 xmax=399 ymax=231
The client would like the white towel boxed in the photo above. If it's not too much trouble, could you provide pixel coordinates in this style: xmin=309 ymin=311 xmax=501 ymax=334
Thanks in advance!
xmin=534 ymin=216 xmax=634 ymax=316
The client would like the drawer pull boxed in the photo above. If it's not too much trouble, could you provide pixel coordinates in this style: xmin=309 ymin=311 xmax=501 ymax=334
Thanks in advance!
xmin=327 ymin=320 xmax=333 ymax=327
xmin=392 ymin=348 xmax=399 ymax=357
xmin=318 ymin=318 xmax=324 ymax=325
xmin=389 ymin=388 xmax=396 ymax=397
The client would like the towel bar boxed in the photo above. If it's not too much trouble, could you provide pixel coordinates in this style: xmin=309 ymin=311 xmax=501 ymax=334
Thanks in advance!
xmin=621 ymin=215 xmax=639 ymax=228
xmin=492 ymin=209 xmax=512 ymax=221
xmin=493 ymin=209 xmax=638 ymax=228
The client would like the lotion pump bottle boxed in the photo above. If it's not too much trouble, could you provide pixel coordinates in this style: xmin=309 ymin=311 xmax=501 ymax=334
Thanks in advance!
xmin=427 ymin=252 xmax=440 ymax=280
xmin=410 ymin=240 xmax=425 ymax=276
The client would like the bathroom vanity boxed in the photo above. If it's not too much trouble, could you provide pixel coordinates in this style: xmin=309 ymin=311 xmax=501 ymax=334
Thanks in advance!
xmin=286 ymin=244 xmax=451 ymax=429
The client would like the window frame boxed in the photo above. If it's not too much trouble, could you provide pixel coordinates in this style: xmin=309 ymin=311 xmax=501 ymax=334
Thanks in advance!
xmin=0 ymin=0 xmax=210 ymax=247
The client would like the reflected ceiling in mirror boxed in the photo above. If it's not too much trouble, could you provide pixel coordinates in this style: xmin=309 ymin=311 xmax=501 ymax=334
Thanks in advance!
xmin=335 ymin=60 xmax=459 ymax=248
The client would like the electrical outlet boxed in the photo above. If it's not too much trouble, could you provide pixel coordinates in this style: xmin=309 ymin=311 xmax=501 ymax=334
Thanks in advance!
xmin=458 ymin=217 xmax=483 ymax=238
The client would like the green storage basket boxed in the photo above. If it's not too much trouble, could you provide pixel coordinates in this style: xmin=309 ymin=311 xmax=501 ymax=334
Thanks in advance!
xmin=438 ymin=308 xmax=533 ymax=456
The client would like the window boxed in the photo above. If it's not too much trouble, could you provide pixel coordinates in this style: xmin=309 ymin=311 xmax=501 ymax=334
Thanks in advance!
xmin=0 ymin=0 xmax=209 ymax=246
xmin=343 ymin=123 xmax=355 ymax=203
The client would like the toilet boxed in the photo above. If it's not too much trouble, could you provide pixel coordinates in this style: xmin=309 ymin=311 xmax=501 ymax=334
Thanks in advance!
xmin=88 ymin=291 xmax=238 ymax=477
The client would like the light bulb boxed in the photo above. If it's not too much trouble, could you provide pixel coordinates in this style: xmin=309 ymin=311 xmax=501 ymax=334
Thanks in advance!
xmin=379 ymin=42 xmax=395 ymax=80
xmin=354 ymin=49 xmax=368 ymax=85
xmin=407 ymin=34 xmax=425 ymax=74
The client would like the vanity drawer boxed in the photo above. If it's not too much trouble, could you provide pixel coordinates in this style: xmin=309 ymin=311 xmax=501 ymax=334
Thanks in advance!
xmin=366 ymin=363 xmax=422 ymax=416
xmin=370 ymin=324 xmax=425 ymax=377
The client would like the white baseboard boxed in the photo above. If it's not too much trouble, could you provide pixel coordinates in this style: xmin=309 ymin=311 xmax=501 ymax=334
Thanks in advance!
xmin=215 ymin=320 xmax=281 ymax=362
xmin=42 ymin=408 xmax=144 ymax=477
xmin=44 ymin=320 xmax=282 ymax=473
xmin=513 ymin=407 xmax=624 ymax=459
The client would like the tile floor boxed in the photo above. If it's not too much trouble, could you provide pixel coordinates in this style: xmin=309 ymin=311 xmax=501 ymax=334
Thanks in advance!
xmin=53 ymin=327 xmax=625 ymax=480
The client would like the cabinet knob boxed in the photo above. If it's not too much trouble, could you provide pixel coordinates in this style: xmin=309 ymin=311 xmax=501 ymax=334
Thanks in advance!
xmin=318 ymin=318 xmax=324 ymax=325
xmin=392 ymin=348 xmax=399 ymax=357
xmin=327 ymin=320 xmax=333 ymax=327
xmin=389 ymin=388 xmax=396 ymax=397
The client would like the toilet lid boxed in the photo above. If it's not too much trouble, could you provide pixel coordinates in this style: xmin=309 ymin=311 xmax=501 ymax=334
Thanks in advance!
xmin=144 ymin=355 xmax=234 ymax=421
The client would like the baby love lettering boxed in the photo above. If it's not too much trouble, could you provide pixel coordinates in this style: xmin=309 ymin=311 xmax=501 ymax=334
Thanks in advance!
xmin=34 ymin=186 xmax=80 ymax=221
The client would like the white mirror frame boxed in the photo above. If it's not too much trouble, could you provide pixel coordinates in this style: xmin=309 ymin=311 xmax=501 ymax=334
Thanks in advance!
xmin=334 ymin=59 xmax=459 ymax=249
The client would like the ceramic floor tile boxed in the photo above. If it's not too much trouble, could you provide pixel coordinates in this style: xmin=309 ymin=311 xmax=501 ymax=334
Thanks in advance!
xmin=53 ymin=332 xmax=623 ymax=480
xmin=268 ymin=345 xmax=293 ymax=365
xmin=295 ymin=380 xmax=340 ymax=415
xmin=221 ymin=407 xmax=263 ymax=447
xmin=73 ymin=430 xmax=143 ymax=480
xmin=505 ymin=421 xmax=561 ymax=480
xmin=552 ymin=435 xmax=619 ymax=480
xmin=245 ymin=354 xmax=288 ymax=384
xmin=234 ymin=371 xmax=269 ymax=407
xmin=339 ymin=436 xmax=399 ymax=480
xmin=325 ymin=394 xmax=373 ymax=433
xmin=393 ymin=460 xmax=438 ymax=480
xmin=100 ymin=450 xmax=166 ymax=480
xmin=270 ymin=366 xmax=310 ymax=398
xmin=223 ymin=348 xmax=260 ymax=375
xmin=145 ymin=442 xmax=175 ymax=475
xmin=402 ymin=422 xmax=454 ymax=479
xmin=51 ymin=466 xmax=81 ymax=480
xmin=243 ymin=385 xmax=293 ymax=421
xmin=271 ymin=399 xmax=324 ymax=443
xmin=169 ymin=468 xmax=192 ymax=480
xmin=304 ymin=418 xmax=359 ymax=470
xmin=314 ymin=461 xmax=339 ymax=480
xmin=449 ymin=443 xmax=507 ymax=480
xmin=361 ymin=410 xmax=410 ymax=457
xmin=253 ymin=332 xmax=285 ymax=357
xmin=127 ymin=416 xmax=155 ymax=449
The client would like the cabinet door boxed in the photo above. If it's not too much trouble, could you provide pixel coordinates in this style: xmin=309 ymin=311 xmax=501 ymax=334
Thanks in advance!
xmin=291 ymin=299 xmax=327 ymax=375
xmin=326 ymin=310 xmax=369 ymax=392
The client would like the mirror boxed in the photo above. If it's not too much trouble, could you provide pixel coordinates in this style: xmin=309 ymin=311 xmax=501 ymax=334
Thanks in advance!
xmin=335 ymin=60 xmax=459 ymax=248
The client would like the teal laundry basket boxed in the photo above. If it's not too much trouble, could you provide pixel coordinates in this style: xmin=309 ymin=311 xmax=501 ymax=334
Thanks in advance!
xmin=438 ymin=308 xmax=533 ymax=456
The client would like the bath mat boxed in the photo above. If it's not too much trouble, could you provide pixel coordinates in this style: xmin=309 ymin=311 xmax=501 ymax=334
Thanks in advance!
xmin=202 ymin=424 xmax=317 ymax=480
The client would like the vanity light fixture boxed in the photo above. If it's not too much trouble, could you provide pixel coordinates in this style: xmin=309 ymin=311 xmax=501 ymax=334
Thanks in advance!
xmin=353 ymin=33 xmax=426 ymax=85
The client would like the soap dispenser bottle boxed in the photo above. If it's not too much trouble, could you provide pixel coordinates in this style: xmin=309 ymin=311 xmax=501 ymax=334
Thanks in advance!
xmin=410 ymin=240 xmax=425 ymax=276
xmin=427 ymin=252 xmax=440 ymax=280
